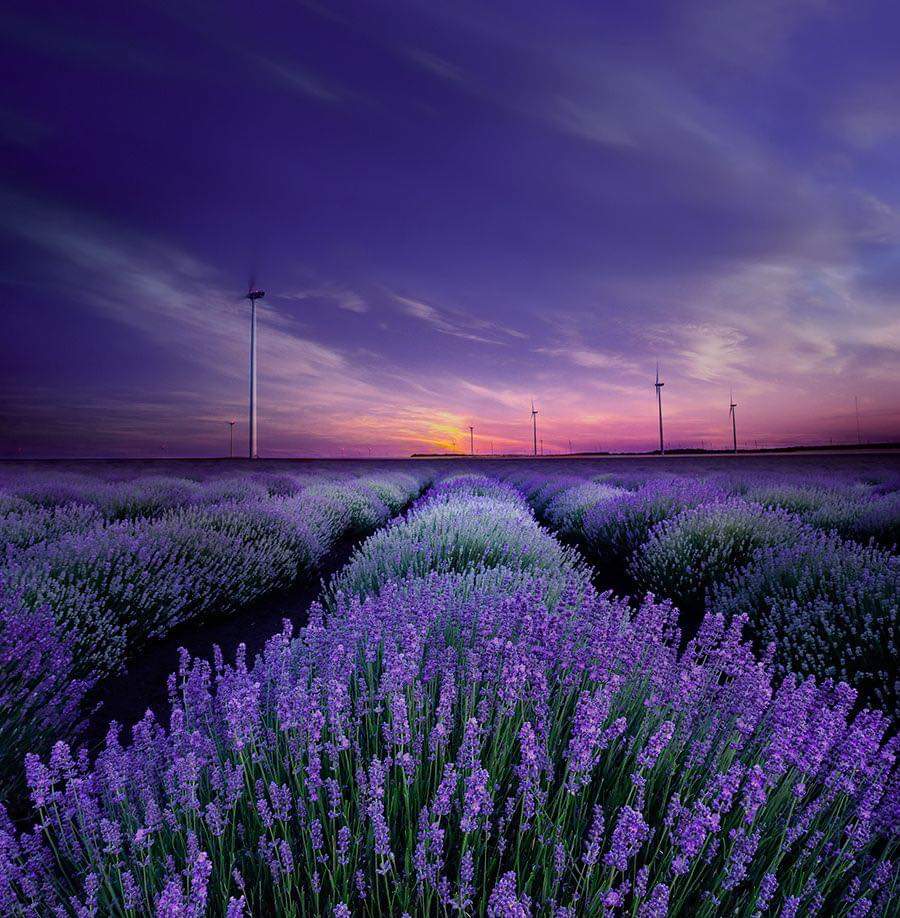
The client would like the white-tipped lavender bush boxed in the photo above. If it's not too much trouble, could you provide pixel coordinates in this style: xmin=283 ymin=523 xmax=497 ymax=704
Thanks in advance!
xmin=331 ymin=484 xmax=584 ymax=605
xmin=3 ymin=472 xmax=426 ymax=681
xmin=747 ymin=483 xmax=899 ymax=550
xmin=544 ymin=481 xmax=626 ymax=534
xmin=572 ymin=477 xmax=729 ymax=578
xmin=630 ymin=500 xmax=805 ymax=619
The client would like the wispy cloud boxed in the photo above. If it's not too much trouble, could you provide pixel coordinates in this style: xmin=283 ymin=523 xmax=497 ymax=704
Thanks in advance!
xmin=248 ymin=54 xmax=344 ymax=103
xmin=392 ymin=293 xmax=524 ymax=344
xmin=279 ymin=285 xmax=369 ymax=313
xmin=405 ymin=49 xmax=468 ymax=85
xmin=535 ymin=346 xmax=639 ymax=374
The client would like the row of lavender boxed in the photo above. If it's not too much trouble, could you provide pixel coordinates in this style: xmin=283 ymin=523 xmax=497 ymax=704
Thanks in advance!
xmin=501 ymin=468 xmax=899 ymax=715
xmin=0 ymin=466 xmax=429 ymax=799
xmin=1 ymin=473 xmax=896 ymax=914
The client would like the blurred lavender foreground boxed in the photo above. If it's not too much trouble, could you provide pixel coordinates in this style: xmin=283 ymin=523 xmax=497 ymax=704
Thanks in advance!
xmin=0 ymin=472 xmax=896 ymax=915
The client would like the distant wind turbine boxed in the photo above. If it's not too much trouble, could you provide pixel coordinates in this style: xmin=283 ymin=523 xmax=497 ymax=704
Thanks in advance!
xmin=729 ymin=390 xmax=738 ymax=453
xmin=530 ymin=400 xmax=539 ymax=456
xmin=469 ymin=425 xmax=475 ymax=456
xmin=245 ymin=280 xmax=266 ymax=459
xmin=228 ymin=419 xmax=236 ymax=459
xmin=654 ymin=364 xmax=665 ymax=454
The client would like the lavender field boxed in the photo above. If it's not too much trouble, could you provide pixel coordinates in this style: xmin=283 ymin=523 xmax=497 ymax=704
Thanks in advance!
xmin=1 ymin=456 xmax=898 ymax=915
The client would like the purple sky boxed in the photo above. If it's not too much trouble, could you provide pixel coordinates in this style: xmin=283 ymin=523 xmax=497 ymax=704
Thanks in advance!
xmin=2 ymin=0 xmax=899 ymax=457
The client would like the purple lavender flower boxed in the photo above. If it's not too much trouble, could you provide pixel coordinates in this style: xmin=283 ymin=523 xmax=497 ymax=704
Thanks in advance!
xmin=582 ymin=804 xmax=605 ymax=868
xmin=604 ymin=805 xmax=651 ymax=872
xmin=756 ymin=872 xmax=778 ymax=912
xmin=455 ymin=849 xmax=475 ymax=912
xmin=487 ymin=871 xmax=532 ymax=917
xmin=637 ymin=883 xmax=669 ymax=918
xmin=460 ymin=765 xmax=493 ymax=834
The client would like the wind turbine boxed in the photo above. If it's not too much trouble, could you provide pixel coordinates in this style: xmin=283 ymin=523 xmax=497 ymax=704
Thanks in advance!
xmin=654 ymin=364 xmax=665 ymax=454
xmin=228 ymin=419 xmax=236 ymax=459
xmin=530 ymin=400 xmax=539 ymax=456
xmin=469 ymin=425 xmax=475 ymax=456
xmin=729 ymin=390 xmax=737 ymax=453
xmin=245 ymin=281 xmax=266 ymax=459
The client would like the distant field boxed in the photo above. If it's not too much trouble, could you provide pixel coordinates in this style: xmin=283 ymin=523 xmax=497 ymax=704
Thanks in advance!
xmin=1 ymin=455 xmax=897 ymax=915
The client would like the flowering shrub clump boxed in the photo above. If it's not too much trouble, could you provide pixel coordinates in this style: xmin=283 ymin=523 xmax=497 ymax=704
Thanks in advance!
xmin=0 ymin=478 xmax=896 ymax=916
xmin=503 ymin=472 xmax=588 ymax=515
xmin=357 ymin=473 xmax=423 ymax=514
xmin=544 ymin=481 xmax=627 ymax=533
xmin=746 ymin=483 xmax=899 ymax=550
xmin=710 ymin=529 xmax=899 ymax=713
xmin=0 ymin=581 xmax=93 ymax=799
xmin=629 ymin=500 xmax=806 ymax=620
xmin=579 ymin=477 xmax=729 ymax=579
xmin=843 ymin=491 xmax=900 ymax=549
xmin=0 ymin=502 xmax=103 ymax=550
xmin=6 ymin=502 xmax=321 ymax=677
xmin=3 ymin=474 xmax=426 ymax=681
xmin=0 ymin=471 xmax=113 ymax=510
xmin=331 ymin=475 xmax=585 ymax=603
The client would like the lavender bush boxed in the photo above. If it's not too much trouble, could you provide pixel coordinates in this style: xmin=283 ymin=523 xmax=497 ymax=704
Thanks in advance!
xmin=746 ymin=483 xmax=899 ymax=550
xmin=543 ymin=481 xmax=627 ymax=533
xmin=3 ymin=474 xmax=425 ymax=680
xmin=574 ymin=477 xmax=728 ymax=580
xmin=0 ymin=503 xmax=103 ymax=551
xmin=0 ymin=581 xmax=93 ymax=800
xmin=330 ymin=475 xmax=584 ymax=603
xmin=0 ymin=478 xmax=896 ymax=915
xmin=630 ymin=500 xmax=805 ymax=620
xmin=710 ymin=530 xmax=899 ymax=714
xmin=503 ymin=472 xmax=589 ymax=515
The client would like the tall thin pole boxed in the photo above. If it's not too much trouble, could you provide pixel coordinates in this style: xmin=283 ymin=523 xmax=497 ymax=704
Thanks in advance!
xmin=246 ymin=288 xmax=265 ymax=459
xmin=532 ymin=402 xmax=538 ymax=456
xmin=469 ymin=426 xmax=474 ymax=456
xmin=228 ymin=420 xmax=235 ymax=458
xmin=730 ymin=390 xmax=737 ymax=453
xmin=855 ymin=396 xmax=861 ymax=446
xmin=249 ymin=299 xmax=257 ymax=459
xmin=655 ymin=364 xmax=665 ymax=454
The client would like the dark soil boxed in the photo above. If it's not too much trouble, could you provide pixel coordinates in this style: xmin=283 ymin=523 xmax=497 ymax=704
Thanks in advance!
xmin=81 ymin=537 xmax=358 ymax=752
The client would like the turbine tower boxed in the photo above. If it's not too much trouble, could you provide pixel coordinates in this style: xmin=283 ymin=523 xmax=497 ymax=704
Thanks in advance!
xmin=530 ymin=400 xmax=539 ymax=456
xmin=729 ymin=390 xmax=737 ymax=453
xmin=654 ymin=364 xmax=665 ymax=454
xmin=246 ymin=283 xmax=266 ymax=459
xmin=228 ymin=419 xmax=236 ymax=459
xmin=469 ymin=425 xmax=474 ymax=456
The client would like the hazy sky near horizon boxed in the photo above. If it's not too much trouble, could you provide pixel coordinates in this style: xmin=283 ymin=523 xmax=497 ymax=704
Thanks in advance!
xmin=2 ymin=0 xmax=899 ymax=457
